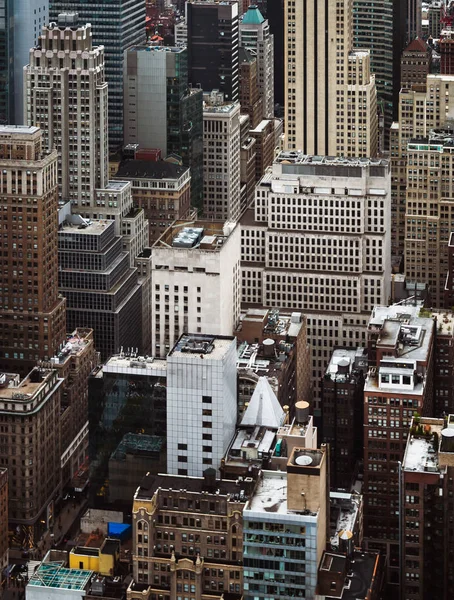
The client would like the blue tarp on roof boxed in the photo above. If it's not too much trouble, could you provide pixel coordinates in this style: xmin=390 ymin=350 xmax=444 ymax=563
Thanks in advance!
xmin=108 ymin=522 xmax=131 ymax=540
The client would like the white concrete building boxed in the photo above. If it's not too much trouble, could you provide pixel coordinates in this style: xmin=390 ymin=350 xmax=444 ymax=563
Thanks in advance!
xmin=203 ymin=91 xmax=241 ymax=221
xmin=152 ymin=220 xmax=241 ymax=357
xmin=166 ymin=334 xmax=238 ymax=478
xmin=241 ymin=151 xmax=392 ymax=411
xmin=240 ymin=5 xmax=274 ymax=119
xmin=24 ymin=14 xmax=108 ymax=204
xmin=174 ymin=19 xmax=187 ymax=46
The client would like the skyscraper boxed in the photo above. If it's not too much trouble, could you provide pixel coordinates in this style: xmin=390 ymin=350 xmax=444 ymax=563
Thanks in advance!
xmin=0 ymin=125 xmax=66 ymax=374
xmin=284 ymin=0 xmax=378 ymax=157
xmin=203 ymin=90 xmax=241 ymax=221
xmin=239 ymin=5 xmax=274 ymax=119
xmin=25 ymin=15 xmax=108 ymax=204
xmin=240 ymin=151 xmax=391 ymax=411
xmin=353 ymin=0 xmax=402 ymax=145
xmin=186 ymin=0 xmax=239 ymax=101
xmin=0 ymin=0 xmax=48 ymax=126
xmin=49 ymin=0 xmax=146 ymax=150
xmin=123 ymin=45 xmax=203 ymax=209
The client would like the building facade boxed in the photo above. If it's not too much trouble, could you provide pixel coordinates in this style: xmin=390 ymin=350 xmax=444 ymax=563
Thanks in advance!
xmin=0 ymin=468 xmax=7 ymax=582
xmin=203 ymin=91 xmax=241 ymax=222
xmin=151 ymin=221 xmax=241 ymax=357
xmin=239 ymin=5 xmax=274 ymax=119
xmin=166 ymin=334 xmax=237 ymax=478
xmin=25 ymin=16 xmax=108 ymax=204
xmin=284 ymin=0 xmax=378 ymax=157
xmin=404 ymin=129 xmax=454 ymax=307
xmin=58 ymin=216 xmax=143 ymax=360
xmin=123 ymin=45 xmax=203 ymax=209
xmin=322 ymin=347 xmax=367 ymax=489
xmin=243 ymin=447 xmax=328 ymax=600
xmin=401 ymin=415 xmax=454 ymax=600
xmin=114 ymin=160 xmax=192 ymax=245
xmin=400 ymin=38 xmax=431 ymax=89
xmin=363 ymin=305 xmax=435 ymax=591
xmin=186 ymin=0 xmax=239 ymax=102
xmin=0 ymin=368 xmax=62 ymax=540
xmin=49 ymin=0 xmax=146 ymax=150
xmin=240 ymin=152 xmax=391 ymax=411
xmin=129 ymin=472 xmax=248 ymax=600
xmin=0 ymin=126 xmax=66 ymax=375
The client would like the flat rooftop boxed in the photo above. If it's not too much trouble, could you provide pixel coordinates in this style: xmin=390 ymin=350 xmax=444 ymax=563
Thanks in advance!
xmin=154 ymin=219 xmax=233 ymax=250
xmin=97 ymin=180 xmax=129 ymax=192
xmin=101 ymin=353 xmax=167 ymax=375
xmin=110 ymin=433 xmax=163 ymax=461
xmin=59 ymin=219 xmax=114 ymax=235
xmin=115 ymin=159 xmax=189 ymax=181
xmin=429 ymin=309 xmax=454 ymax=336
xmin=245 ymin=470 xmax=289 ymax=515
xmin=169 ymin=334 xmax=235 ymax=361
xmin=0 ymin=368 xmax=56 ymax=402
xmin=28 ymin=561 xmax=92 ymax=591
xmin=135 ymin=472 xmax=249 ymax=502
xmin=325 ymin=347 xmax=368 ymax=381
xmin=50 ymin=331 xmax=92 ymax=364
xmin=0 ymin=125 xmax=40 ymax=136
xmin=129 ymin=45 xmax=184 ymax=53
xmin=403 ymin=417 xmax=444 ymax=474
xmin=275 ymin=151 xmax=389 ymax=168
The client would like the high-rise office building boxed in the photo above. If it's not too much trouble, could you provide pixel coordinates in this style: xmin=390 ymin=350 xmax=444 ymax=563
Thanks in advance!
xmin=0 ymin=0 xmax=48 ymax=126
xmin=241 ymin=152 xmax=391 ymax=411
xmin=390 ymin=74 xmax=454 ymax=259
xmin=407 ymin=0 xmax=423 ymax=42
xmin=151 ymin=221 xmax=241 ymax=357
xmin=49 ymin=0 xmax=146 ymax=150
xmin=401 ymin=415 xmax=454 ymax=600
xmin=25 ymin=15 xmax=108 ymax=204
xmin=284 ymin=0 xmax=378 ymax=157
xmin=58 ymin=215 xmax=144 ymax=360
xmin=123 ymin=45 xmax=203 ymax=209
xmin=267 ymin=0 xmax=284 ymax=109
xmin=203 ymin=91 xmax=241 ymax=221
xmin=166 ymin=334 xmax=238 ymax=478
xmin=0 ymin=125 xmax=66 ymax=375
xmin=239 ymin=5 xmax=274 ymax=119
xmin=353 ymin=0 xmax=406 ymax=145
xmin=363 ymin=304 xmax=434 ymax=590
xmin=186 ymin=0 xmax=239 ymax=102
xmin=239 ymin=48 xmax=263 ymax=129
xmin=404 ymin=129 xmax=454 ymax=307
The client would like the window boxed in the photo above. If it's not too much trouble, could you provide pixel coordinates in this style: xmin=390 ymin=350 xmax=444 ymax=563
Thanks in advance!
xmin=202 ymin=395 xmax=212 ymax=404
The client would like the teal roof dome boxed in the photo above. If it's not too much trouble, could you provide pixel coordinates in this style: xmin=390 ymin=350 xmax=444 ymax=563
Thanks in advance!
xmin=242 ymin=5 xmax=265 ymax=24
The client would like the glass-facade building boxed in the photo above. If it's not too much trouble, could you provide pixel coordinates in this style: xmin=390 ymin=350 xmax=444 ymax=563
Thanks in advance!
xmin=50 ymin=0 xmax=146 ymax=149
xmin=88 ymin=358 xmax=167 ymax=504
xmin=0 ymin=0 xmax=13 ymax=124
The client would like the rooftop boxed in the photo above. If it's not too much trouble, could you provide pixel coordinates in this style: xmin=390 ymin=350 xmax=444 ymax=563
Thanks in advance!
xmin=241 ymin=5 xmax=265 ymax=25
xmin=100 ymin=352 xmax=167 ymax=376
xmin=129 ymin=45 xmax=184 ymax=54
xmin=110 ymin=433 xmax=163 ymax=461
xmin=28 ymin=561 xmax=92 ymax=591
xmin=246 ymin=470 xmax=289 ymax=514
xmin=329 ymin=491 xmax=361 ymax=549
xmin=59 ymin=218 xmax=114 ymax=235
xmin=325 ymin=347 xmax=368 ymax=382
xmin=115 ymin=160 xmax=189 ymax=181
xmin=403 ymin=417 xmax=444 ymax=474
xmin=154 ymin=219 xmax=234 ymax=250
xmin=0 ymin=368 xmax=57 ymax=402
xmin=134 ymin=472 xmax=251 ymax=502
xmin=0 ymin=125 xmax=40 ymax=136
xmin=50 ymin=330 xmax=92 ymax=365
xmin=274 ymin=151 xmax=388 ymax=168
xmin=319 ymin=550 xmax=381 ymax=600
xmin=169 ymin=334 xmax=235 ymax=361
